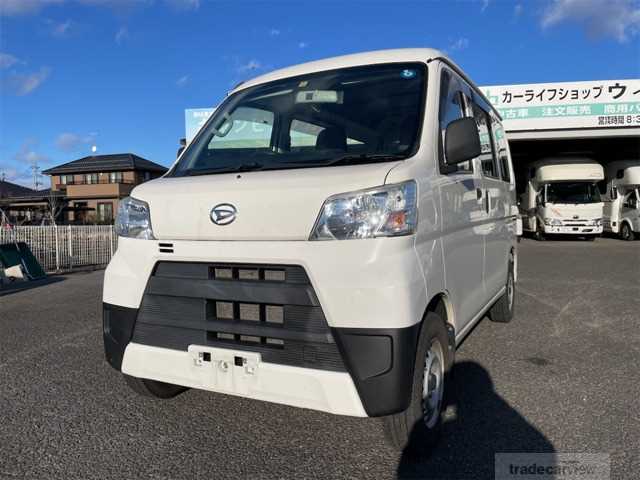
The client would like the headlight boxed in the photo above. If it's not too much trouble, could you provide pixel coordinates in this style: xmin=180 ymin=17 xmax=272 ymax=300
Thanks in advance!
xmin=592 ymin=218 xmax=602 ymax=226
xmin=310 ymin=181 xmax=417 ymax=241
xmin=543 ymin=218 xmax=562 ymax=226
xmin=115 ymin=196 xmax=155 ymax=239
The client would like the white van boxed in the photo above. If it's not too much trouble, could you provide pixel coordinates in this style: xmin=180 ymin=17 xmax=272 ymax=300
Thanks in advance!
xmin=520 ymin=158 xmax=604 ymax=240
xmin=602 ymin=160 xmax=640 ymax=240
xmin=103 ymin=49 xmax=518 ymax=448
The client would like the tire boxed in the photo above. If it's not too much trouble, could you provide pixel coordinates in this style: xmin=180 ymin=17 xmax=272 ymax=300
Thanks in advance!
xmin=123 ymin=374 xmax=188 ymax=399
xmin=383 ymin=313 xmax=453 ymax=451
xmin=489 ymin=258 xmax=515 ymax=323
xmin=534 ymin=229 xmax=546 ymax=241
xmin=620 ymin=223 xmax=634 ymax=241
xmin=585 ymin=235 xmax=596 ymax=241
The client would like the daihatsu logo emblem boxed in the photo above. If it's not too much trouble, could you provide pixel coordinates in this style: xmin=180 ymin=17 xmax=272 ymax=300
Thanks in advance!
xmin=210 ymin=203 xmax=237 ymax=225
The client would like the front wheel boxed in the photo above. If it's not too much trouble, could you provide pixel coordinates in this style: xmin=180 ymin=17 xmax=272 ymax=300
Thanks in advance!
xmin=383 ymin=313 xmax=453 ymax=451
xmin=124 ymin=374 xmax=188 ymax=399
xmin=620 ymin=223 xmax=635 ymax=241
xmin=489 ymin=258 xmax=515 ymax=323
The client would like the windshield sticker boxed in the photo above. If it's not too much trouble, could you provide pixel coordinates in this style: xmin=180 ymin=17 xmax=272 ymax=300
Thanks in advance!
xmin=401 ymin=69 xmax=416 ymax=79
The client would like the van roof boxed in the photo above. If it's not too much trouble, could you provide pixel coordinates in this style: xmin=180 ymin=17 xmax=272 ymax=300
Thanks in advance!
xmin=532 ymin=157 xmax=598 ymax=167
xmin=229 ymin=48 xmax=498 ymax=118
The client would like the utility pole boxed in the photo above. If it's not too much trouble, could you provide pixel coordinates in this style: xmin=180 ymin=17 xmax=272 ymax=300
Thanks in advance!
xmin=30 ymin=160 xmax=42 ymax=191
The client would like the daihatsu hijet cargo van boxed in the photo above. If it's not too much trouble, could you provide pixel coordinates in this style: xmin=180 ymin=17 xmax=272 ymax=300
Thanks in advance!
xmin=103 ymin=49 xmax=518 ymax=449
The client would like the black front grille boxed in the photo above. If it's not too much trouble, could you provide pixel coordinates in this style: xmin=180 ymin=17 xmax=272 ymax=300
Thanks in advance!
xmin=132 ymin=262 xmax=345 ymax=372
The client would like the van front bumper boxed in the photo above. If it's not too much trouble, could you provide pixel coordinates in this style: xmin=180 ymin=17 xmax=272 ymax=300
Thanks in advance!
xmin=543 ymin=225 xmax=603 ymax=234
xmin=104 ymin=302 xmax=421 ymax=417
xmin=103 ymin=236 xmax=429 ymax=417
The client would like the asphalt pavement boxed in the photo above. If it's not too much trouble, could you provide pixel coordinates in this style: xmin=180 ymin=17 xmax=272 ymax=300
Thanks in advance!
xmin=1 ymin=237 xmax=639 ymax=479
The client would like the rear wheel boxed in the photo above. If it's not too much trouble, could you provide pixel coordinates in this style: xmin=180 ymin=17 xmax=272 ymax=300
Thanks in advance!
xmin=620 ymin=223 xmax=635 ymax=241
xmin=489 ymin=258 xmax=515 ymax=323
xmin=123 ymin=374 xmax=187 ymax=399
xmin=383 ymin=313 xmax=452 ymax=451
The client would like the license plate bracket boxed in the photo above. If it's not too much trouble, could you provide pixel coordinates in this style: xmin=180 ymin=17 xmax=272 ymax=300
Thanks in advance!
xmin=188 ymin=346 xmax=261 ymax=395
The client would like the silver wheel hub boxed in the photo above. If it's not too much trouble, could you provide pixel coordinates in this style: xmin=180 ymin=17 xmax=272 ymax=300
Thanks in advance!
xmin=422 ymin=339 xmax=445 ymax=429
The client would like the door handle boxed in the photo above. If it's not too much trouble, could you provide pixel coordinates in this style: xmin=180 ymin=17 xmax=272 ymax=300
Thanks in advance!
xmin=476 ymin=188 xmax=483 ymax=200
xmin=485 ymin=189 xmax=490 ymax=213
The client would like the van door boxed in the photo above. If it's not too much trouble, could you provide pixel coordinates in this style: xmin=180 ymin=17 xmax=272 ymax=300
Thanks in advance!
xmin=622 ymin=189 xmax=639 ymax=228
xmin=472 ymin=100 xmax=511 ymax=297
xmin=604 ymin=182 xmax=620 ymax=232
xmin=438 ymin=68 xmax=486 ymax=331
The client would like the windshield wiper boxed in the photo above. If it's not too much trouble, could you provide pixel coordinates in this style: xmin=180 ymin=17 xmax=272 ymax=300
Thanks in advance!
xmin=186 ymin=161 xmax=264 ymax=176
xmin=276 ymin=153 xmax=407 ymax=169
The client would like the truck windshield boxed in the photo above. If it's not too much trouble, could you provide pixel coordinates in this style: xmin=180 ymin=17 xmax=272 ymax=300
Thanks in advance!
xmin=171 ymin=63 xmax=426 ymax=177
xmin=546 ymin=182 xmax=602 ymax=204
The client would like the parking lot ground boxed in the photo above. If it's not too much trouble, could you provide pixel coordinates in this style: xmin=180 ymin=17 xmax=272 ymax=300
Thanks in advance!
xmin=1 ymin=237 xmax=639 ymax=479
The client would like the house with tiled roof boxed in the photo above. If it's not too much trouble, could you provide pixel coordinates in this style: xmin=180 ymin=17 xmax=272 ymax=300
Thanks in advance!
xmin=0 ymin=180 xmax=36 ymax=199
xmin=41 ymin=153 xmax=167 ymax=223
xmin=1 ymin=153 xmax=167 ymax=225
xmin=0 ymin=180 xmax=50 ymax=224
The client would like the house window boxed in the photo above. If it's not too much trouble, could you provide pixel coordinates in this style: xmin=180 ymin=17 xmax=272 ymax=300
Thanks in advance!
xmin=60 ymin=174 xmax=73 ymax=185
xmin=85 ymin=173 xmax=98 ymax=184
xmin=109 ymin=172 xmax=123 ymax=183
xmin=97 ymin=202 xmax=114 ymax=222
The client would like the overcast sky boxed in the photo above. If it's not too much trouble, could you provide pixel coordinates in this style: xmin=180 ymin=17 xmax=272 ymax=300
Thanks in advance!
xmin=1 ymin=0 xmax=639 ymax=187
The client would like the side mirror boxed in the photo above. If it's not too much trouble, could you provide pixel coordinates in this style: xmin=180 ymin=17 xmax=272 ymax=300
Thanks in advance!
xmin=445 ymin=117 xmax=481 ymax=165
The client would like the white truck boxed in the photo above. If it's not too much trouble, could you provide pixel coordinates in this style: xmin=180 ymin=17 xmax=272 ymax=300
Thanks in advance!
xmin=602 ymin=160 xmax=640 ymax=240
xmin=103 ymin=49 xmax=518 ymax=450
xmin=520 ymin=158 xmax=604 ymax=240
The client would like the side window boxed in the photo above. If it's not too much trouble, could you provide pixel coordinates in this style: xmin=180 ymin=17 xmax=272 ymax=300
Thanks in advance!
xmin=472 ymin=103 xmax=499 ymax=179
xmin=491 ymin=116 xmax=511 ymax=182
xmin=597 ymin=180 xmax=607 ymax=195
xmin=439 ymin=70 xmax=471 ymax=173
xmin=208 ymin=107 xmax=274 ymax=150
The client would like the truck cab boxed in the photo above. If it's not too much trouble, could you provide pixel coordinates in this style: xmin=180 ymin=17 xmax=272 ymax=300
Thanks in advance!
xmin=520 ymin=158 xmax=604 ymax=240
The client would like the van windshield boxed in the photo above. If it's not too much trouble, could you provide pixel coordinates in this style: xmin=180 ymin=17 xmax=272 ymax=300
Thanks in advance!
xmin=171 ymin=63 xmax=426 ymax=177
xmin=546 ymin=182 xmax=602 ymax=204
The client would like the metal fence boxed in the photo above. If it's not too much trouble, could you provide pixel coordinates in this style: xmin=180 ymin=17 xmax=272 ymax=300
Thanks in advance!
xmin=0 ymin=225 xmax=117 ymax=273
